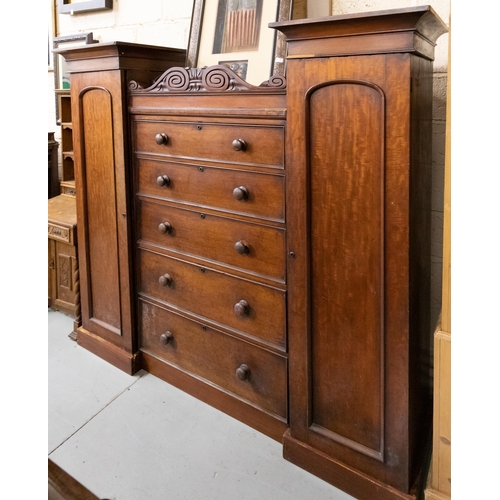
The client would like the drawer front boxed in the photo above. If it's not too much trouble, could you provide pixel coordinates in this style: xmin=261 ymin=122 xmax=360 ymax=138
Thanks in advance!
xmin=137 ymin=199 xmax=285 ymax=281
xmin=136 ymin=158 xmax=285 ymax=221
xmin=134 ymin=120 xmax=284 ymax=167
xmin=139 ymin=300 xmax=287 ymax=419
xmin=137 ymin=249 xmax=286 ymax=349
xmin=48 ymin=222 xmax=74 ymax=244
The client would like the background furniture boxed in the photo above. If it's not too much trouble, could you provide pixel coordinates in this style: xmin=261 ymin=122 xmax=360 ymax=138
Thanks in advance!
xmin=49 ymin=91 xmax=79 ymax=337
xmin=57 ymin=7 xmax=447 ymax=500
xmin=48 ymin=132 xmax=60 ymax=199
xmin=48 ymin=194 xmax=79 ymax=335
xmin=56 ymin=89 xmax=76 ymax=196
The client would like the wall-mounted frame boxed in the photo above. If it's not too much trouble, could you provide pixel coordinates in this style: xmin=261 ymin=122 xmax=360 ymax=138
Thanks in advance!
xmin=52 ymin=33 xmax=99 ymax=123
xmin=48 ymin=0 xmax=56 ymax=70
xmin=58 ymin=0 xmax=113 ymax=15
xmin=186 ymin=0 xmax=295 ymax=86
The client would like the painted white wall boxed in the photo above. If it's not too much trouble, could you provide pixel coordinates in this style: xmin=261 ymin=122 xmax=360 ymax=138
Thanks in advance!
xmin=56 ymin=0 xmax=194 ymax=48
xmin=49 ymin=0 xmax=195 ymax=159
xmin=331 ymin=0 xmax=449 ymax=70
xmin=307 ymin=0 xmax=331 ymax=17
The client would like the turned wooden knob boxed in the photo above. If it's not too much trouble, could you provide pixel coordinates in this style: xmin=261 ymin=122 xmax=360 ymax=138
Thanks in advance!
xmin=232 ymin=186 xmax=248 ymax=200
xmin=236 ymin=364 xmax=250 ymax=381
xmin=158 ymin=222 xmax=172 ymax=234
xmin=158 ymin=273 xmax=172 ymax=287
xmin=155 ymin=133 xmax=168 ymax=145
xmin=160 ymin=331 xmax=173 ymax=345
xmin=232 ymin=139 xmax=246 ymax=151
xmin=234 ymin=240 xmax=249 ymax=255
xmin=234 ymin=300 xmax=249 ymax=317
xmin=156 ymin=175 xmax=170 ymax=187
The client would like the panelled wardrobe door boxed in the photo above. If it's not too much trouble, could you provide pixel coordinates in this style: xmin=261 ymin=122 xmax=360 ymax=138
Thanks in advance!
xmin=271 ymin=7 xmax=447 ymax=500
xmin=56 ymin=43 xmax=186 ymax=373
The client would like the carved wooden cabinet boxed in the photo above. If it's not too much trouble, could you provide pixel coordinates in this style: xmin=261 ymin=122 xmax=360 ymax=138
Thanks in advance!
xmin=48 ymin=194 xmax=78 ymax=319
xmin=58 ymin=7 xmax=447 ymax=500
xmin=129 ymin=67 xmax=289 ymax=440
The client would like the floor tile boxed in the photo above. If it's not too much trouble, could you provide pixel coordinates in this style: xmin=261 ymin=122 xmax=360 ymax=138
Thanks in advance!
xmin=49 ymin=310 xmax=354 ymax=499
xmin=50 ymin=372 xmax=353 ymax=500
xmin=48 ymin=309 xmax=144 ymax=454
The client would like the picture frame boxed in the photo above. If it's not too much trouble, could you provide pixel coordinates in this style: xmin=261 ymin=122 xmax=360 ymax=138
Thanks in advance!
xmin=48 ymin=0 xmax=56 ymax=70
xmin=186 ymin=0 xmax=294 ymax=86
xmin=58 ymin=0 xmax=113 ymax=15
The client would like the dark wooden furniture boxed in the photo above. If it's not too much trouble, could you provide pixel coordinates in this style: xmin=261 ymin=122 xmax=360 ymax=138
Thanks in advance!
xmin=57 ymin=7 xmax=447 ymax=500
xmin=48 ymin=132 xmax=60 ymax=198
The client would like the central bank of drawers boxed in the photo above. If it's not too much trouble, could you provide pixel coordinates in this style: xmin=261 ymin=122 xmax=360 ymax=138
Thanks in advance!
xmin=133 ymin=115 xmax=287 ymax=421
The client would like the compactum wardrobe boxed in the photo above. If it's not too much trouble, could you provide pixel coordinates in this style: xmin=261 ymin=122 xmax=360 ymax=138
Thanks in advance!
xmin=56 ymin=6 xmax=447 ymax=500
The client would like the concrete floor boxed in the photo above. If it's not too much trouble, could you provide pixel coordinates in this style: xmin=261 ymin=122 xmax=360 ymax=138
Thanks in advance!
xmin=48 ymin=309 xmax=355 ymax=500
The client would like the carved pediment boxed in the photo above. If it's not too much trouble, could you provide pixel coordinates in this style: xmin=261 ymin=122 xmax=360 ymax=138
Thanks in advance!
xmin=129 ymin=65 xmax=286 ymax=93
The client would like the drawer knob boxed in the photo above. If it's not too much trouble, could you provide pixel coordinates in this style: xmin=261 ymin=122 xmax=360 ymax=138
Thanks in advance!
xmin=232 ymin=139 xmax=247 ymax=151
xmin=158 ymin=273 xmax=172 ymax=287
xmin=155 ymin=133 xmax=169 ymax=145
xmin=158 ymin=221 xmax=172 ymax=234
xmin=160 ymin=331 xmax=173 ymax=345
xmin=236 ymin=364 xmax=250 ymax=381
xmin=232 ymin=186 xmax=249 ymax=201
xmin=234 ymin=300 xmax=249 ymax=317
xmin=156 ymin=175 xmax=170 ymax=187
xmin=234 ymin=240 xmax=249 ymax=255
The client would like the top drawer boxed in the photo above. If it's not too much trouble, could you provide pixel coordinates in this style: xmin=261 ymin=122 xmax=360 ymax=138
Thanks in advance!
xmin=134 ymin=120 xmax=284 ymax=168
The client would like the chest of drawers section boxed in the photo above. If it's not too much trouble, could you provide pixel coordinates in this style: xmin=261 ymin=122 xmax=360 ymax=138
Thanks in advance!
xmin=129 ymin=69 xmax=288 ymax=440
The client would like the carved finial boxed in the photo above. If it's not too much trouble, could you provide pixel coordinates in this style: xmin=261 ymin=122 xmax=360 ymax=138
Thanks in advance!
xmin=259 ymin=75 xmax=286 ymax=89
xmin=129 ymin=80 xmax=143 ymax=91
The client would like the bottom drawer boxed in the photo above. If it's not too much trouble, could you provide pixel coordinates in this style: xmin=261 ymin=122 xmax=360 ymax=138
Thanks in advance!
xmin=139 ymin=300 xmax=287 ymax=419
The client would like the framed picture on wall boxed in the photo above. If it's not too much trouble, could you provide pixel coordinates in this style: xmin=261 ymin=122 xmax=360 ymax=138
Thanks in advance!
xmin=187 ymin=0 xmax=294 ymax=86
xmin=57 ymin=0 xmax=113 ymax=15
xmin=48 ymin=0 xmax=56 ymax=70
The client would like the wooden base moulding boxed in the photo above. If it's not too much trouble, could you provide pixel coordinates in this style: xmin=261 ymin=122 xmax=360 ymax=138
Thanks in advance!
xmin=76 ymin=327 xmax=139 ymax=375
xmin=140 ymin=351 xmax=288 ymax=442
xmin=283 ymin=430 xmax=422 ymax=500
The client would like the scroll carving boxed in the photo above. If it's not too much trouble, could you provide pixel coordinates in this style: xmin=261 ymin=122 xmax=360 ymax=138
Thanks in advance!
xmin=129 ymin=65 xmax=286 ymax=93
